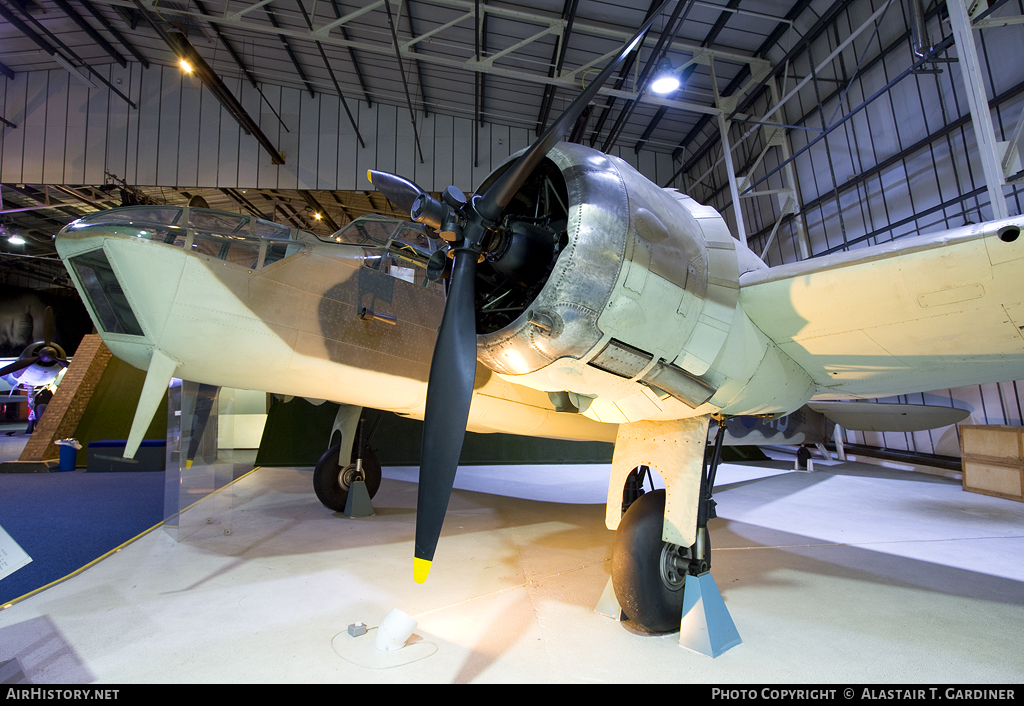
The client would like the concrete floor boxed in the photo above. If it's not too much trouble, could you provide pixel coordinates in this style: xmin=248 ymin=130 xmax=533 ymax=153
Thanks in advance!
xmin=1 ymin=450 xmax=1023 ymax=684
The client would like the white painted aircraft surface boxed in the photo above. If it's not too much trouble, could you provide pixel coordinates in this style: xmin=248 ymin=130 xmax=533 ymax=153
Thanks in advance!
xmin=49 ymin=18 xmax=1023 ymax=638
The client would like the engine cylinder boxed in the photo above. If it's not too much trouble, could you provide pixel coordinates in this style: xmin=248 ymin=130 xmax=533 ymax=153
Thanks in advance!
xmin=477 ymin=145 xmax=631 ymax=375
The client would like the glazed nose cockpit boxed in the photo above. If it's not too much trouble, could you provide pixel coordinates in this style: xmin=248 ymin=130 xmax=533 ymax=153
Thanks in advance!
xmin=56 ymin=206 xmax=309 ymax=341
xmin=55 ymin=206 xmax=441 ymax=348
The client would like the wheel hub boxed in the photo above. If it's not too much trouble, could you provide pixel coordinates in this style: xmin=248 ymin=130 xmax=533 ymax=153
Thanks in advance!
xmin=337 ymin=463 xmax=361 ymax=491
xmin=659 ymin=543 xmax=688 ymax=592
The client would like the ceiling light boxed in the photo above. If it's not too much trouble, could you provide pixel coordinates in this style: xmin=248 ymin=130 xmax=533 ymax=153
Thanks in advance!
xmin=8 ymin=235 xmax=26 ymax=245
xmin=180 ymin=58 xmax=193 ymax=74
xmin=52 ymin=52 xmax=99 ymax=90
xmin=651 ymin=58 xmax=680 ymax=95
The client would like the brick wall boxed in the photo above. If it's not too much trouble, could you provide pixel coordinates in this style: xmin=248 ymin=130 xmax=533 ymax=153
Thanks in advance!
xmin=20 ymin=334 xmax=113 ymax=461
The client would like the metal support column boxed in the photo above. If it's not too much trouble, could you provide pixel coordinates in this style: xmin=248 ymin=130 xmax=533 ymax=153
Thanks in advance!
xmin=946 ymin=0 xmax=1009 ymax=220
xmin=768 ymin=76 xmax=811 ymax=259
xmin=711 ymin=60 xmax=747 ymax=244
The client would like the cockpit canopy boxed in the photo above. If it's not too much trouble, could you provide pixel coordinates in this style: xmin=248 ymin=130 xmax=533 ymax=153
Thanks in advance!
xmin=62 ymin=207 xmax=437 ymax=271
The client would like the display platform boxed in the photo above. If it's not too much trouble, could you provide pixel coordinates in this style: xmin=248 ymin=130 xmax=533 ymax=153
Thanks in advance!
xmin=1 ymin=455 xmax=1023 ymax=683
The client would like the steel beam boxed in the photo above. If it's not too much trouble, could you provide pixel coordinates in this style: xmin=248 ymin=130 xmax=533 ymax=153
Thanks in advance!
xmin=300 ymin=191 xmax=340 ymax=232
xmin=742 ymin=77 xmax=1024 ymax=251
xmin=329 ymin=0 xmax=372 ymax=106
xmin=192 ymin=0 xmax=290 ymax=134
xmin=535 ymin=0 xmax=579 ymax=136
xmin=77 ymin=0 xmax=150 ymax=68
xmin=295 ymin=0 xmax=365 ymax=148
xmin=111 ymin=0 xmax=749 ymax=118
xmin=51 ymin=0 xmax=128 ymax=67
xmin=947 ymin=0 xmax=1008 ymax=220
xmin=145 ymin=16 xmax=285 ymax=165
xmin=634 ymin=0 xmax=739 ymax=154
xmin=0 ymin=0 xmax=136 ymax=108
xmin=384 ymin=0 xmax=425 ymax=163
xmin=600 ymin=0 xmax=695 ymax=152
xmin=265 ymin=4 xmax=317 ymax=98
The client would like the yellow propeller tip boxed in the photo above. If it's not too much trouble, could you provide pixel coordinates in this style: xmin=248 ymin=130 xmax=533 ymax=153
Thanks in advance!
xmin=413 ymin=557 xmax=432 ymax=584
xmin=366 ymin=169 xmax=373 ymax=183
xmin=185 ymin=459 xmax=192 ymax=469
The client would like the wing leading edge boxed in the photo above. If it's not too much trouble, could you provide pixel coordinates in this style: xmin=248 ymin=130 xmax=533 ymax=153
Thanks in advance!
xmin=739 ymin=218 xmax=1024 ymax=400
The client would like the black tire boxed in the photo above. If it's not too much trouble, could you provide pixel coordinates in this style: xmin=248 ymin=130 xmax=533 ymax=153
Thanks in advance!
xmin=611 ymin=489 xmax=688 ymax=633
xmin=313 ymin=442 xmax=382 ymax=511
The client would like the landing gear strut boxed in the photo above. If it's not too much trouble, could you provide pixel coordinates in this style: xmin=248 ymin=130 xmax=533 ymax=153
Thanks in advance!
xmin=313 ymin=414 xmax=382 ymax=512
xmin=610 ymin=418 xmax=740 ymax=655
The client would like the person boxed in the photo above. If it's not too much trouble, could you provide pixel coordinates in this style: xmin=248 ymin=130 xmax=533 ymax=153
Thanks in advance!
xmin=34 ymin=386 xmax=53 ymax=424
xmin=25 ymin=388 xmax=36 ymax=434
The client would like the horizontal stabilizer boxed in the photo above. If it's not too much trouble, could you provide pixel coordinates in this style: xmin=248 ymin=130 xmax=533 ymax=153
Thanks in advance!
xmin=806 ymin=401 xmax=970 ymax=432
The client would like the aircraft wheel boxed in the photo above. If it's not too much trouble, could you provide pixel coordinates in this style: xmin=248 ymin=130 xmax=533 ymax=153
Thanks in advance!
xmin=611 ymin=489 xmax=688 ymax=633
xmin=313 ymin=442 xmax=382 ymax=511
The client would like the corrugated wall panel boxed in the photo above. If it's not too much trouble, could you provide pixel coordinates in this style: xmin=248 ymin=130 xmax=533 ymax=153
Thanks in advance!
xmin=135 ymin=65 xmax=161 ymax=185
xmin=257 ymin=84 xmax=282 ymax=189
xmin=277 ymin=87 xmax=300 ymax=191
xmin=84 ymin=66 xmax=108 ymax=185
xmin=21 ymin=71 xmax=47 ymax=184
xmin=197 ymin=85 xmax=221 ymax=186
xmin=374 ymin=102 xmax=398 ymax=179
xmin=65 ymin=79 xmax=89 ymax=186
xmin=453 ymin=116 xmax=473 ymax=193
xmin=296 ymin=90 xmax=320 ymax=191
xmin=355 ymin=97 xmax=379 ymax=191
xmin=393 ymin=103 xmax=417 ymax=192
xmin=317 ymin=94 xmax=339 ymax=191
xmin=0 ymin=72 xmax=25 ymax=183
xmin=157 ymin=66 xmax=182 ymax=187
xmin=179 ymin=77 xmax=202 ymax=188
xmin=433 ymin=113 xmax=454 ymax=190
xmin=5 ymin=64 xmax=683 ymax=196
xmin=234 ymin=78 xmax=259 ymax=188
xmin=43 ymin=71 xmax=68 ymax=185
xmin=336 ymin=98 xmax=359 ymax=190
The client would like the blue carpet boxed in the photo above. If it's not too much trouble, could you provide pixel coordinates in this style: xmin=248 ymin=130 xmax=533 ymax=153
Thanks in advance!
xmin=0 ymin=471 xmax=165 ymax=605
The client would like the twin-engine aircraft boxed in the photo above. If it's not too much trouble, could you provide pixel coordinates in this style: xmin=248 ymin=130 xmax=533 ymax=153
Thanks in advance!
xmin=53 ymin=15 xmax=1021 ymax=636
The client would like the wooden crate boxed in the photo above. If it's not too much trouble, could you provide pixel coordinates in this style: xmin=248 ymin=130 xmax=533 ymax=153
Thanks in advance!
xmin=960 ymin=425 xmax=1024 ymax=502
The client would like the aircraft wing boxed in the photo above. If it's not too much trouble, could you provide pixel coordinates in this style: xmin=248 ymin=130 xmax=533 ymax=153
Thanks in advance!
xmin=739 ymin=220 xmax=1024 ymax=400
xmin=805 ymin=401 xmax=970 ymax=432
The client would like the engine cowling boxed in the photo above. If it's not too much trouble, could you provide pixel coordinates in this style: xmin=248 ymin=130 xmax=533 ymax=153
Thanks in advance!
xmin=472 ymin=142 xmax=811 ymax=425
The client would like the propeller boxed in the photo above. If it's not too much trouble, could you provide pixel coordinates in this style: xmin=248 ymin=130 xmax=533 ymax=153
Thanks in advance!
xmin=371 ymin=8 xmax=668 ymax=583
xmin=366 ymin=170 xmax=428 ymax=216
xmin=0 ymin=307 xmax=69 ymax=378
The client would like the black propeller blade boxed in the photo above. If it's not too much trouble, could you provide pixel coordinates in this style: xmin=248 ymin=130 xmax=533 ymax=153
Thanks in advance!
xmin=413 ymin=249 xmax=478 ymax=582
xmin=366 ymin=170 xmax=428 ymax=216
xmin=400 ymin=7 xmax=669 ymax=583
xmin=0 ymin=357 xmax=38 ymax=378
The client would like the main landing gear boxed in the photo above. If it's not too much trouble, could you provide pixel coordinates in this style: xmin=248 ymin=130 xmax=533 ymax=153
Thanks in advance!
xmin=609 ymin=419 xmax=741 ymax=656
xmin=313 ymin=413 xmax=382 ymax=513
xmin=313 ymin=443 xmax=381 ymax=512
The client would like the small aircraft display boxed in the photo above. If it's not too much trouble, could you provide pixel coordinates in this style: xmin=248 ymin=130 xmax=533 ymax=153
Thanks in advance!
xmin=52 ymin=16 xmax=1022 ymax=638
xmin=0 ymin=307 xmax=69 ymax=391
